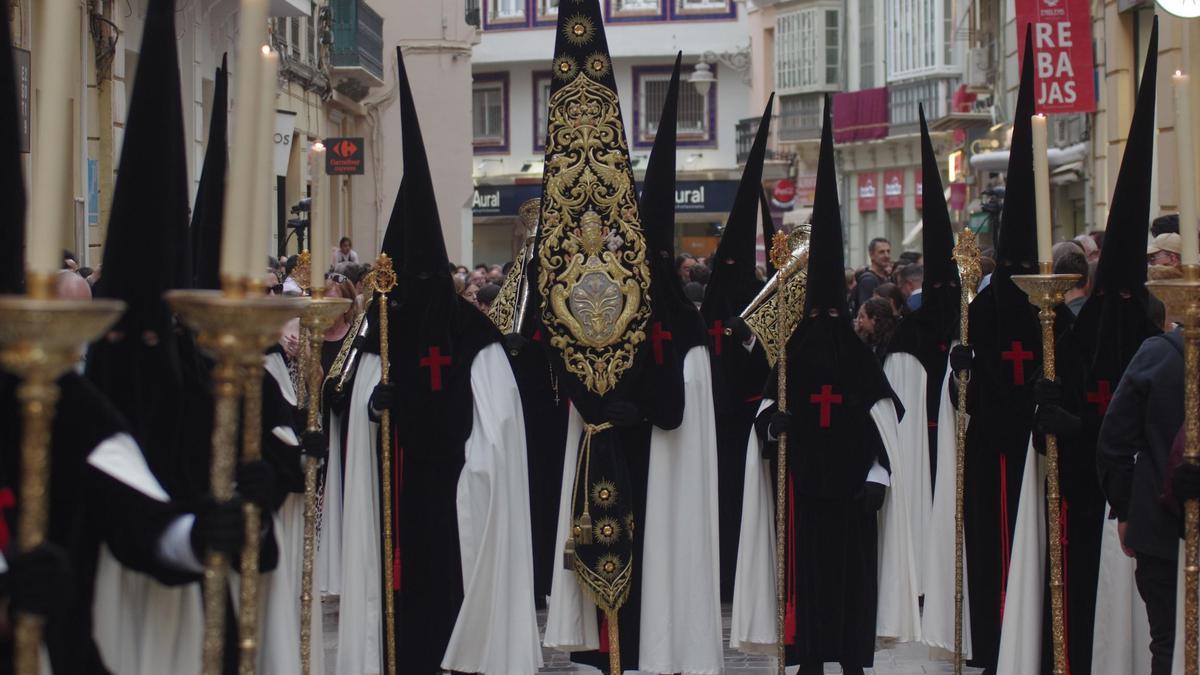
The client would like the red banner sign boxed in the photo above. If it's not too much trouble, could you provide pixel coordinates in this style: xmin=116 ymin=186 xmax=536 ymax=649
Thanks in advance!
xmin=858 ymin=174 xmax=878 ymax=212
xmin=883 ymin=170 xmax=904 ymax=210
xmin=1015 ymin=0 xmax=1096 ymax=114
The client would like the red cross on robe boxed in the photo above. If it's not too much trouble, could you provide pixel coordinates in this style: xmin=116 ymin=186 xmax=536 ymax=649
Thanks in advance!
xmin=1087 ymin=379 xmax=1113 ymax=416
xmin=809 ymin=384 xmax=843 ymax=429
xmin=1001 ymin=341 xmax=1035 ymax=385
xmin=650 ymin=321 xmax=673 ymax=366
xmin=419 ymin=346 xmax=452 ymax=392
xmin=707 ymin=320 xmax=724 ymax=356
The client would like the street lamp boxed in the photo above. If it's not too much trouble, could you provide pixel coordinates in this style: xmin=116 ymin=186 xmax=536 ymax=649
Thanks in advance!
xmin=690 ymin=62 xmax=715 ymax=97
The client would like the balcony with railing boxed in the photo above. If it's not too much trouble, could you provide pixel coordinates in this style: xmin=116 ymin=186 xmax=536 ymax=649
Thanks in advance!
xmin=329 ymin=0 xmax=384 ymax=100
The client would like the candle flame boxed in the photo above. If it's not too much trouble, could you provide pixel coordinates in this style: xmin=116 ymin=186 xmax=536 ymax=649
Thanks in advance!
xmin=261 ymin=44 xmax=271 ymax=55
xmin=1177 ymin=69 xmax=1187 ymax=78
xmin=312 ymin=142 xmax=326 ymax=152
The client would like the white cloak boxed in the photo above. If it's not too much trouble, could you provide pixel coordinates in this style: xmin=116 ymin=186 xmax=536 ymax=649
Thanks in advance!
xmin=729 ymin=397 xmax=921 ymax=652
xmin=1093 ymin=516 xmax=1151 ymax=675
xmin=543 ymin=347 xmax=724 ymax=674
xmin=336 ymin=346 xmax=542 ymax=675
xmin=994 ymin=440 xmax=1045 ymax=675
xmin=918 ymin=359 xmax=974 ymax=657
xmin=882 ymin=353 xmax=933 ymax=592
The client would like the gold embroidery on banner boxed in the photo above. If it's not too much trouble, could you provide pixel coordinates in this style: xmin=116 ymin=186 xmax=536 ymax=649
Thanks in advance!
xmin=554 ymin=55 xmax=578 ymax=81
xmin=538 ymin=72 xmax=651 ymax=396
xmin=593 ymin=517 xmax=621 ymax=545
xmin=590 ymin=479 xmax=617 ymax=507
xmin=584 ymin=53 xmax=611 ymax=79
xmin=563 ymin=15 xmax=594 ymax=45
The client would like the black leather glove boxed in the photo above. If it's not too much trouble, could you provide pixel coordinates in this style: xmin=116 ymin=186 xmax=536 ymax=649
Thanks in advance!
xmin=949 ymin=344 xmax=972 ymax=374
xmin=300 ymin=430 xmax=328 ymax=461
xmin=725 ymin=316 xmax=753 ymax=344
xmin=1174 ymin=463 xmax=1200 ymax=502
xmin=768 ymin=410 xmax=794 ymax=439
xmin=235 ymin=460 xmax=277 ymax=509
xmin=7 ymin=542 xmax=72 ymax=617
xmin=190 ymin=498 xmax=245 ymax=559
xmin=604 ymin=400 xmax=642 ymax=428
xmin=1035 ymin=404 xmax=1082 ymax=440
xmin=1034 ymin=378 xmax=1063 ymax=407
xmin=503 ymin=332 xmax=529 ymax=356
xmin=861 ymin=482 xmax=886 ymax=513
xmin=369 ymin=382 xmax=398 ymax=414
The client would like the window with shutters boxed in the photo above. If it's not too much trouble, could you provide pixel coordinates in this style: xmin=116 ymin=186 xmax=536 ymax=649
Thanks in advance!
xmin=473 ymin=74 xmax=508 ymax=153
xmin=533 ymin=71 xmax=554 ymax=151
xmin=634 ymin=64 xmax=714 ymax=147
xmin=886 ymin=0 xmax=958 ymax=81
xmin=775 ymin=5 xmax=841 ymax=94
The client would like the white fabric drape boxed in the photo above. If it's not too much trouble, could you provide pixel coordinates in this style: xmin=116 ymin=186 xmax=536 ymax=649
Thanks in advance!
xmin=994 ymin=441 xmax=1045 ymax=675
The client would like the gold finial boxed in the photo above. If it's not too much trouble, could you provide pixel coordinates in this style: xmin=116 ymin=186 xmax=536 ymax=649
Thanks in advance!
xmin=770 ymin=231 xmax=791 ymax=270
xmin=367 ymin=254 xmax=398 ymax=295
xmin=294 ymin=250 xmax=313 ymax=292
xmin=953 ymin=229 xmax=982 ymax=300
xmin=519 ymin=198 xmax=542 ymax=234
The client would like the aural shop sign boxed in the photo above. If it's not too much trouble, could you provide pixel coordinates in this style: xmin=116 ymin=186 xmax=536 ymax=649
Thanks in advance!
xmin=1016 ymin=0 xmax=1097 ymax=114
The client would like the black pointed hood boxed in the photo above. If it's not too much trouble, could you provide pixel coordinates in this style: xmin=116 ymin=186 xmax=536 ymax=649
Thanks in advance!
xmin=702 ymin=94 xmax=774 ymax=319
xmin=381 ymin=46 xmax=452 ymax=288
xmin=760 ymin=187 xmax=777 ymax=278
xmin=86 ymin=0 xmax=191 ymax=496
xmin=190 ymin=55 xmax=228 ymax=290
xmin=919 ymin=105 xmax=957 ymax=289
xmin=804 ymin=96 xmax=848 ymax=318
xmin=0 ymin=15 xmax=25 ymax=295
xmin=995 ymin=24 xmax=1039 ymax=276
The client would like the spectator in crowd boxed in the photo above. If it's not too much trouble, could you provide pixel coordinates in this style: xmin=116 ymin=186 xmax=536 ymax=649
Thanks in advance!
xmin=1147 ymin=232 xmax=1182 ymax=269
xmin=487 ymin=265 xmax=504 ymax=286
xmin=854 ymin=296 xmax=898 ymax=362
xmin=684 ymin=281 xmax=705 ymax=308
xmin=1052 ymin=244 xmax=1090 ymax=315
xmin=896 ymin=264 xmax=924 ymax=311
xmin=455 ymin=265 xmax=469 ymax=276
xmin=1151 ymin=214 xmax=1179 ymax=237
xmin=282 ymin=255 xmax=304 ymax=296
xmin=1073 ymin=233 xmax=1100 ymax=262
xmin=855 ymin=237 xmax=892 ymax=306
xmin=1088 ymin=229 xmax=1106 ymax=252
xmin=474 ymin=264 xmax=488 ymax=275
xmin=468 ymin=268 xmax=487 ymax=289
xmin=335 ymin=237 xmax=359 ymax=265
xmin=689 ymin=263 xmax=711 ymax=286
xmin=898 ymin=250 xmax=923 ymax=268
xmin=677 ymin=254 xmax=697 ymax=286
xmin=874 ymin=281 xmax=908 ymax=317
xmin=476 ymin=283 xmax=501 ymax=312
xmin=453 ymin=273 xmax=466 ymax=295
xmin=461 ymin=282 xmax=480 ymax=307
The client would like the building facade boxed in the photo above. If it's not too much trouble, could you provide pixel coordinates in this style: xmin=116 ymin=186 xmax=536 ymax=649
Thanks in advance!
xmin=13 ymin=0 xmax=478 ymax=270
xmin=468 ymin=0 xmax=778 ymax=267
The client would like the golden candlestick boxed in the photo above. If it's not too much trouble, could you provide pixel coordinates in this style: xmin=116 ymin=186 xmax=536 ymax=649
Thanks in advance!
xmin=166 ymin=289 xmax=306 ymax=675
xmin=1147 ymin=263 xmax=1200 ymax=675
xmin=297 ymin=293 xmax=351 ymax=675
xmin=951 ymin=230 xmax=981 ymax=675
xmin=365 ymin=255 xmax=399 ymax=675
xmin=1010 ymin=263 xmax=1081 ymax=675
xmin=768 ymin=231 xmax=793 ymax=675
xmin=0 ymin=293 xmax=125 ymax=675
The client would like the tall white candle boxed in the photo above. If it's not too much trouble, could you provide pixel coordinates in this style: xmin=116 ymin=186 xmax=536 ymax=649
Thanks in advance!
xmin=309 ymin=142 xmax=328 ymax=290
xmin=253 ymin=47 xmax=278 ymax=281
xmin=27 ymin=0 xmax=76 ymax=286
xmin=1176 ymin=71 xmax=1198 ymax=266
xmin=1031 ymin=113 xmax=1054 ymax=265
xmin=219 ymin=0 xmax=268 ymax=288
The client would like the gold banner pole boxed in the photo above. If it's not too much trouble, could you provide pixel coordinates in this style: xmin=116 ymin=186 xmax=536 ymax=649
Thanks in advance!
xmin=1148 ymin=264 xmax=1200 ymax=675
xmin=951 ymin=230 xmax=981 ymax=675
xmin=769 ymin=232 xmax=792 ymax=675
xmin=1011 ymin=262 xmax=1081 ymax=675
xmin=0 ymin=286 xmax=124 ymax=675
xmin=297 ymin=291 xmax=351 ymax=675
xmin=366 ymin=255 xmax=399 ymax=675
xmin=237 ymin=345 xmax=266 ymax=675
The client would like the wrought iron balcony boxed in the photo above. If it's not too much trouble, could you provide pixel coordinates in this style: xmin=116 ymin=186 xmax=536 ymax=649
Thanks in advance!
xmin=330 ymin=0 xmax=384 ymax=100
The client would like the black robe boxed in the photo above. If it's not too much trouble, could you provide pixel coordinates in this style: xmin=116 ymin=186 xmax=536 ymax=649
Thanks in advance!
xmin=0 ymin=373 xmax=187 ymax=675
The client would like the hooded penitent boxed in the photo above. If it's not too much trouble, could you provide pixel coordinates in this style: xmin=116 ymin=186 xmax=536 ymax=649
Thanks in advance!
xmin=700 ymin=96 xmax=777 ymax=600
xmin=86 ymin=0 xmax=193 ymax=499
xmin=770 ymin=95 xmax=899 ymax=668
xmin=1045 ymin=18 xmax=1161 ymax=675
xmin=962 ymin=25 xmax=1058 ymax=671
xmin=885 ymin=105 xmax=961 ymax=472
xmin=355 ymin=45 xmax=503 ymax=674
xmin=191 ymin=55 xmax=228 ymax=291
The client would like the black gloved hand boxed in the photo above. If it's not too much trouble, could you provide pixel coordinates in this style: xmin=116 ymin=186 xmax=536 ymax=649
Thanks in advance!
xmin=1034 ymin=378 xmax=1063 ymax=407
xmin=768 ymin=410 xmax=794 ymax=439
xmin=8 ymin=542 xmax=72 ymax=617
xmin=604 ymin=400 xmax=642 ymax=428
xmin=1035 ymin=404 xmax=1082 ymax=440
xmin=503 ymin=332 xmax=529 ymax=356
xmin=725 ymin=316 xmax=753 ymax=344
xmin=861 ymin=482 xmax=887 ymax=513
xmin=190 ymin=498 xmax=245 ymax=559
xmin=949 ymin=344 xmax=973 ymax=374
xmin=300 ymin=430 xmax=328 ymax=461
xmin=235 ymin=460 xmax=277 ymax=509
xmin=369 ymin=382 xmax=398 ymax=414
xmin=1174 ymin=463 xmax=1200 ymax=502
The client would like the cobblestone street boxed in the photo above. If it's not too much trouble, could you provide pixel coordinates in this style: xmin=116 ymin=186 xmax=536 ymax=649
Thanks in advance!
xmin=322 ymin=599 xmax=983 ymax=674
